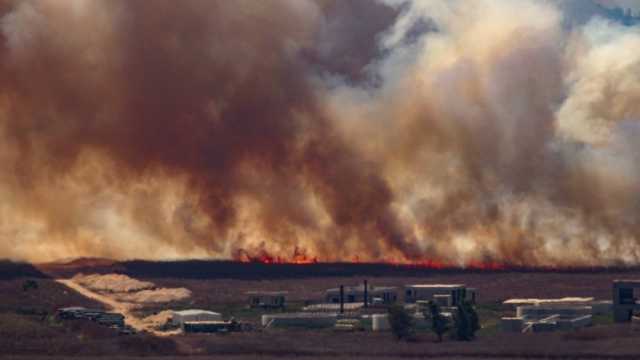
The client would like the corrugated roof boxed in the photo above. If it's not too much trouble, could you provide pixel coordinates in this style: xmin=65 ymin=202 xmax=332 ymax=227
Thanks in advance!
xmin=406 ymin=284 xmax=465 ymax=288
xmin=172 ymin=309 xmax=221 ymax=316
xmin=245 ymin=291 xmax=288 ymax=295
xmin=325 ymin=285 xmax=397 ymax=292
xmin=503 ymin=297 xmax=594 ymax=305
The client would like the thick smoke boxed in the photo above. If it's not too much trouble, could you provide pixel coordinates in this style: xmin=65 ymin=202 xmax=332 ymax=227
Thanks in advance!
xmin=1 ymin=0 xmax=640 ymax=266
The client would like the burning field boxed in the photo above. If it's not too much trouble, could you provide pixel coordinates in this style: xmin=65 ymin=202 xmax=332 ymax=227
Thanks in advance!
xmin=1 ymin=0 xmax=640 ymax=268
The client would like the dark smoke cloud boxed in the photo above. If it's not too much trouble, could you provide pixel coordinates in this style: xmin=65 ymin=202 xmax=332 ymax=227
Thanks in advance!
xmin=0 ymin=0 xmax=409 ymax=262
xmin=1 ymin=0 xmax=640 ymax=266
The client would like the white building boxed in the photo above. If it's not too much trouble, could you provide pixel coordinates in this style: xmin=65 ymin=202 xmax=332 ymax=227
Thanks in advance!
xmin=404 ymin=284 xmax=474 ymax=305
xmin=171 ymin=309 xmax=222 ymax=326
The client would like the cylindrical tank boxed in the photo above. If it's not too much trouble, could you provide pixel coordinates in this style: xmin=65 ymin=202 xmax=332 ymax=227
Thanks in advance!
xmin=372 ymin=314 xmax=389 ymax=331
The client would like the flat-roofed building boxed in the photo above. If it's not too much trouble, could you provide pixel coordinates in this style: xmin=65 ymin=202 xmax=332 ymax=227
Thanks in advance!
xmin=404 ymin=284 xmax=471 ymax=305
xmin=325 ymin=284 xmax=398 ymax=304
xmin=171 ymin=309 xmax=223 ymax=326
xmin=246 ymin=291 xmax=287 ymax=309
xmin=613 ymin=280 xmax=640 ymax=322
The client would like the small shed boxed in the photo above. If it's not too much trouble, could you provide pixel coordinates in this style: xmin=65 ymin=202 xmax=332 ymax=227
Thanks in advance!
xmin=613 ymin=280 xmax=640 ymax=322
xmin=247 ymin=291 xmax=287 ymax=309
xmin=171 ymin=310 xmax=222 ymax=326
xmin=404 ymin=284 xmax=469 ymax=305
xmin=183 ymin=321 xmax=234 ymax=333
xmin=325 ymin=284 xmax=398 ymax=304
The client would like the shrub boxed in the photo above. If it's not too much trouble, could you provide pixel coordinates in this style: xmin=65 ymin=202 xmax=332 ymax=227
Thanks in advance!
xmin=22 ymin=279 xmax=38 ymax=292
xmin=425 ymin=301 xmax=449 ymax=342
xmin=387 ymin=304 xmax=415 ymax=341
xmin=452 ymin=300 xmax=479 ymax=341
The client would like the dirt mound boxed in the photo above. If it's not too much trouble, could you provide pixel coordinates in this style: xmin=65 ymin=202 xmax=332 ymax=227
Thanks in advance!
xmin=115 ymin=288 xmax=192 ymax=304
xmin=70 ymin=273 xmax=191 ymax=305
xmin=72 ymin=273 xmax=155 ymax=293
xmin=141 ymin=310 xmax=174 ymax=329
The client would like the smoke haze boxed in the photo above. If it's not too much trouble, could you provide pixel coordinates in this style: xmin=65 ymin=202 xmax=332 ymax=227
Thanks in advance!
xmin=1 ymin=0 xmax=640 ymax=266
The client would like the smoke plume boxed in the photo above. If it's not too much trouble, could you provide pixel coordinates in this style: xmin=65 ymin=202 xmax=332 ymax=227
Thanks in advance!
xmin=1 ymin=0 xmax=640 ymax=266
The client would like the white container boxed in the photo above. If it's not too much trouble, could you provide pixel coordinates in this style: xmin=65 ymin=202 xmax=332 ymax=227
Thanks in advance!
xmin=372 ymin=314 xmax=390 ymax=331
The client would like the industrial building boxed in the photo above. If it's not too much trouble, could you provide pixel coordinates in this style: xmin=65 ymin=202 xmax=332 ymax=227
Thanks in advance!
xmin=500 ymin=297 xmax=604 ymax=333
xmin=613 ymin=280 xmax=640 ymax=322
xmin=171 ymin=309 xmax=223 ymax=326
xmin=404 ymin=284 xmax=475 ymax=305
xmin=246 ymin=291 xmax=287 ymax=309
xmin=325 ymin=284 xmax=398 ymax=304
xmin=183 ymin=321 xmax=236 ymax=333
xmin=56 ymin=307 xmax=130 ymax=334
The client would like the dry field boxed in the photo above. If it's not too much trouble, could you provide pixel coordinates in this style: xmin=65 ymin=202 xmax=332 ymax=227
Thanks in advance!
xmin=2 ymin=260 xmax=640 ymax=359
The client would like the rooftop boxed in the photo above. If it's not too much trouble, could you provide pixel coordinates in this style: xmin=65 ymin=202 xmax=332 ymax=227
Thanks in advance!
xmin=246 ymin=291 xmax=288 ymax=295
xmin=172 ymin=309 xmax=221 ymax=316
xmin=503 ymin=297 xmax=594 ymax=305
xmin=325 ymin=285 xmax=397 ymax=293
xmin=58 ymin=306 xmax=87 ymax=312
xmin=613 ymin=279 xmax=640 ymax=286
xmin=406 ymin=284 xmax=465 ymax=289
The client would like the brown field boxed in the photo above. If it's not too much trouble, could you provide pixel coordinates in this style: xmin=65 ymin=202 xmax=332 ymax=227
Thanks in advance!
xmin=2 ymin=262 xmax=640 ymax=359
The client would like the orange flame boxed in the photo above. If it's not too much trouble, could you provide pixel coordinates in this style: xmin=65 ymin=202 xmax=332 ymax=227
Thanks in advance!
xmin=234 ymin=247 xmax=506 ymax=270
xmin=236 ymin=247 xmax=318 ymax=265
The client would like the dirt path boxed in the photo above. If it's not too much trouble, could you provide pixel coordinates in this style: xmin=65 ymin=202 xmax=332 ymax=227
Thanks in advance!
xmin=56 ymin=279 xmax=177 ymax=336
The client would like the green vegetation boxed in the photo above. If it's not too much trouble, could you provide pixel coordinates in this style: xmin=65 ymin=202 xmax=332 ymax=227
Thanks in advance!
xmin=424 ymin=301 xmax=449 ymax=342
xmin=387 ymin=304 xmax=415 ymax=341
xmin=22 ymin=279 xmax=38 ymax=292
xmin=452 ymin=301 xmax=480 ymax=341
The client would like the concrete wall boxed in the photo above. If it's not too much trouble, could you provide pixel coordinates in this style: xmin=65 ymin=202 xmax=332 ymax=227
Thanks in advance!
xmin=405 ymin=287 xmax=464 ymax=305
xmin=262 ymin=313 xmax=337 ymax=328
xmin=516 ymin=306 xmax=591 ymax=319
xmin=501 ymin=317 xmax=524 ymax=333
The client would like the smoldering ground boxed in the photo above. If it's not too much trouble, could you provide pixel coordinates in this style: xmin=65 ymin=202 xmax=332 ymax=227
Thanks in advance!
xmin=1 ymin=0 xmax=640 ymax=266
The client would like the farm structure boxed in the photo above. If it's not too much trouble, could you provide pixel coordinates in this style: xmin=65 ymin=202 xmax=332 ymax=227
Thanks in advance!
xmin=404 ymin=284 xmax=475 ymax=305
xmin=499 ymin=297 xmax=606 ymax=333
xmin=325 ymin=284 xmax=398 ymax=305
xmin=56 ymin=307 xmax=130 ymax=333
xmin=613 ymin=280 xmax=640 ymax=322
xmin=171 ymin=309 xmax=223 ymax=326
xmin=247 ymin=291 xmax=287 ymax=309
xmin=183 ymin=321 xmax=238 ymax=333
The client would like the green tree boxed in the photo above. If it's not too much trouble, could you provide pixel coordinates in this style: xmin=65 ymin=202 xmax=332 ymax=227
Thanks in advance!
xmin=387 ymin=304 xmax=415 ymax=341
xmin=463 ymin=301 xmax=480 ymax=335
xmin=22 ymin=279 xmax=38 ymax=292
xmin=453 ymin=300 xmax=479 ymax=341
xmin=425 ymin=301 xmax=449 ymax=342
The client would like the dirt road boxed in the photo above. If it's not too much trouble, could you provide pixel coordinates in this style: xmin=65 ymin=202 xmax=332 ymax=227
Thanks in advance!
xmin=55 ymin=279 xmax=176 ymax=336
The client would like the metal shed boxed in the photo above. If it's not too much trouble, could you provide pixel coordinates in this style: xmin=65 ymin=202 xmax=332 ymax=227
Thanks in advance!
xmin=171 ymin=309 xmax=222 ymax=326
xmin=404 ymin=284 xmax=470 ymax=305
